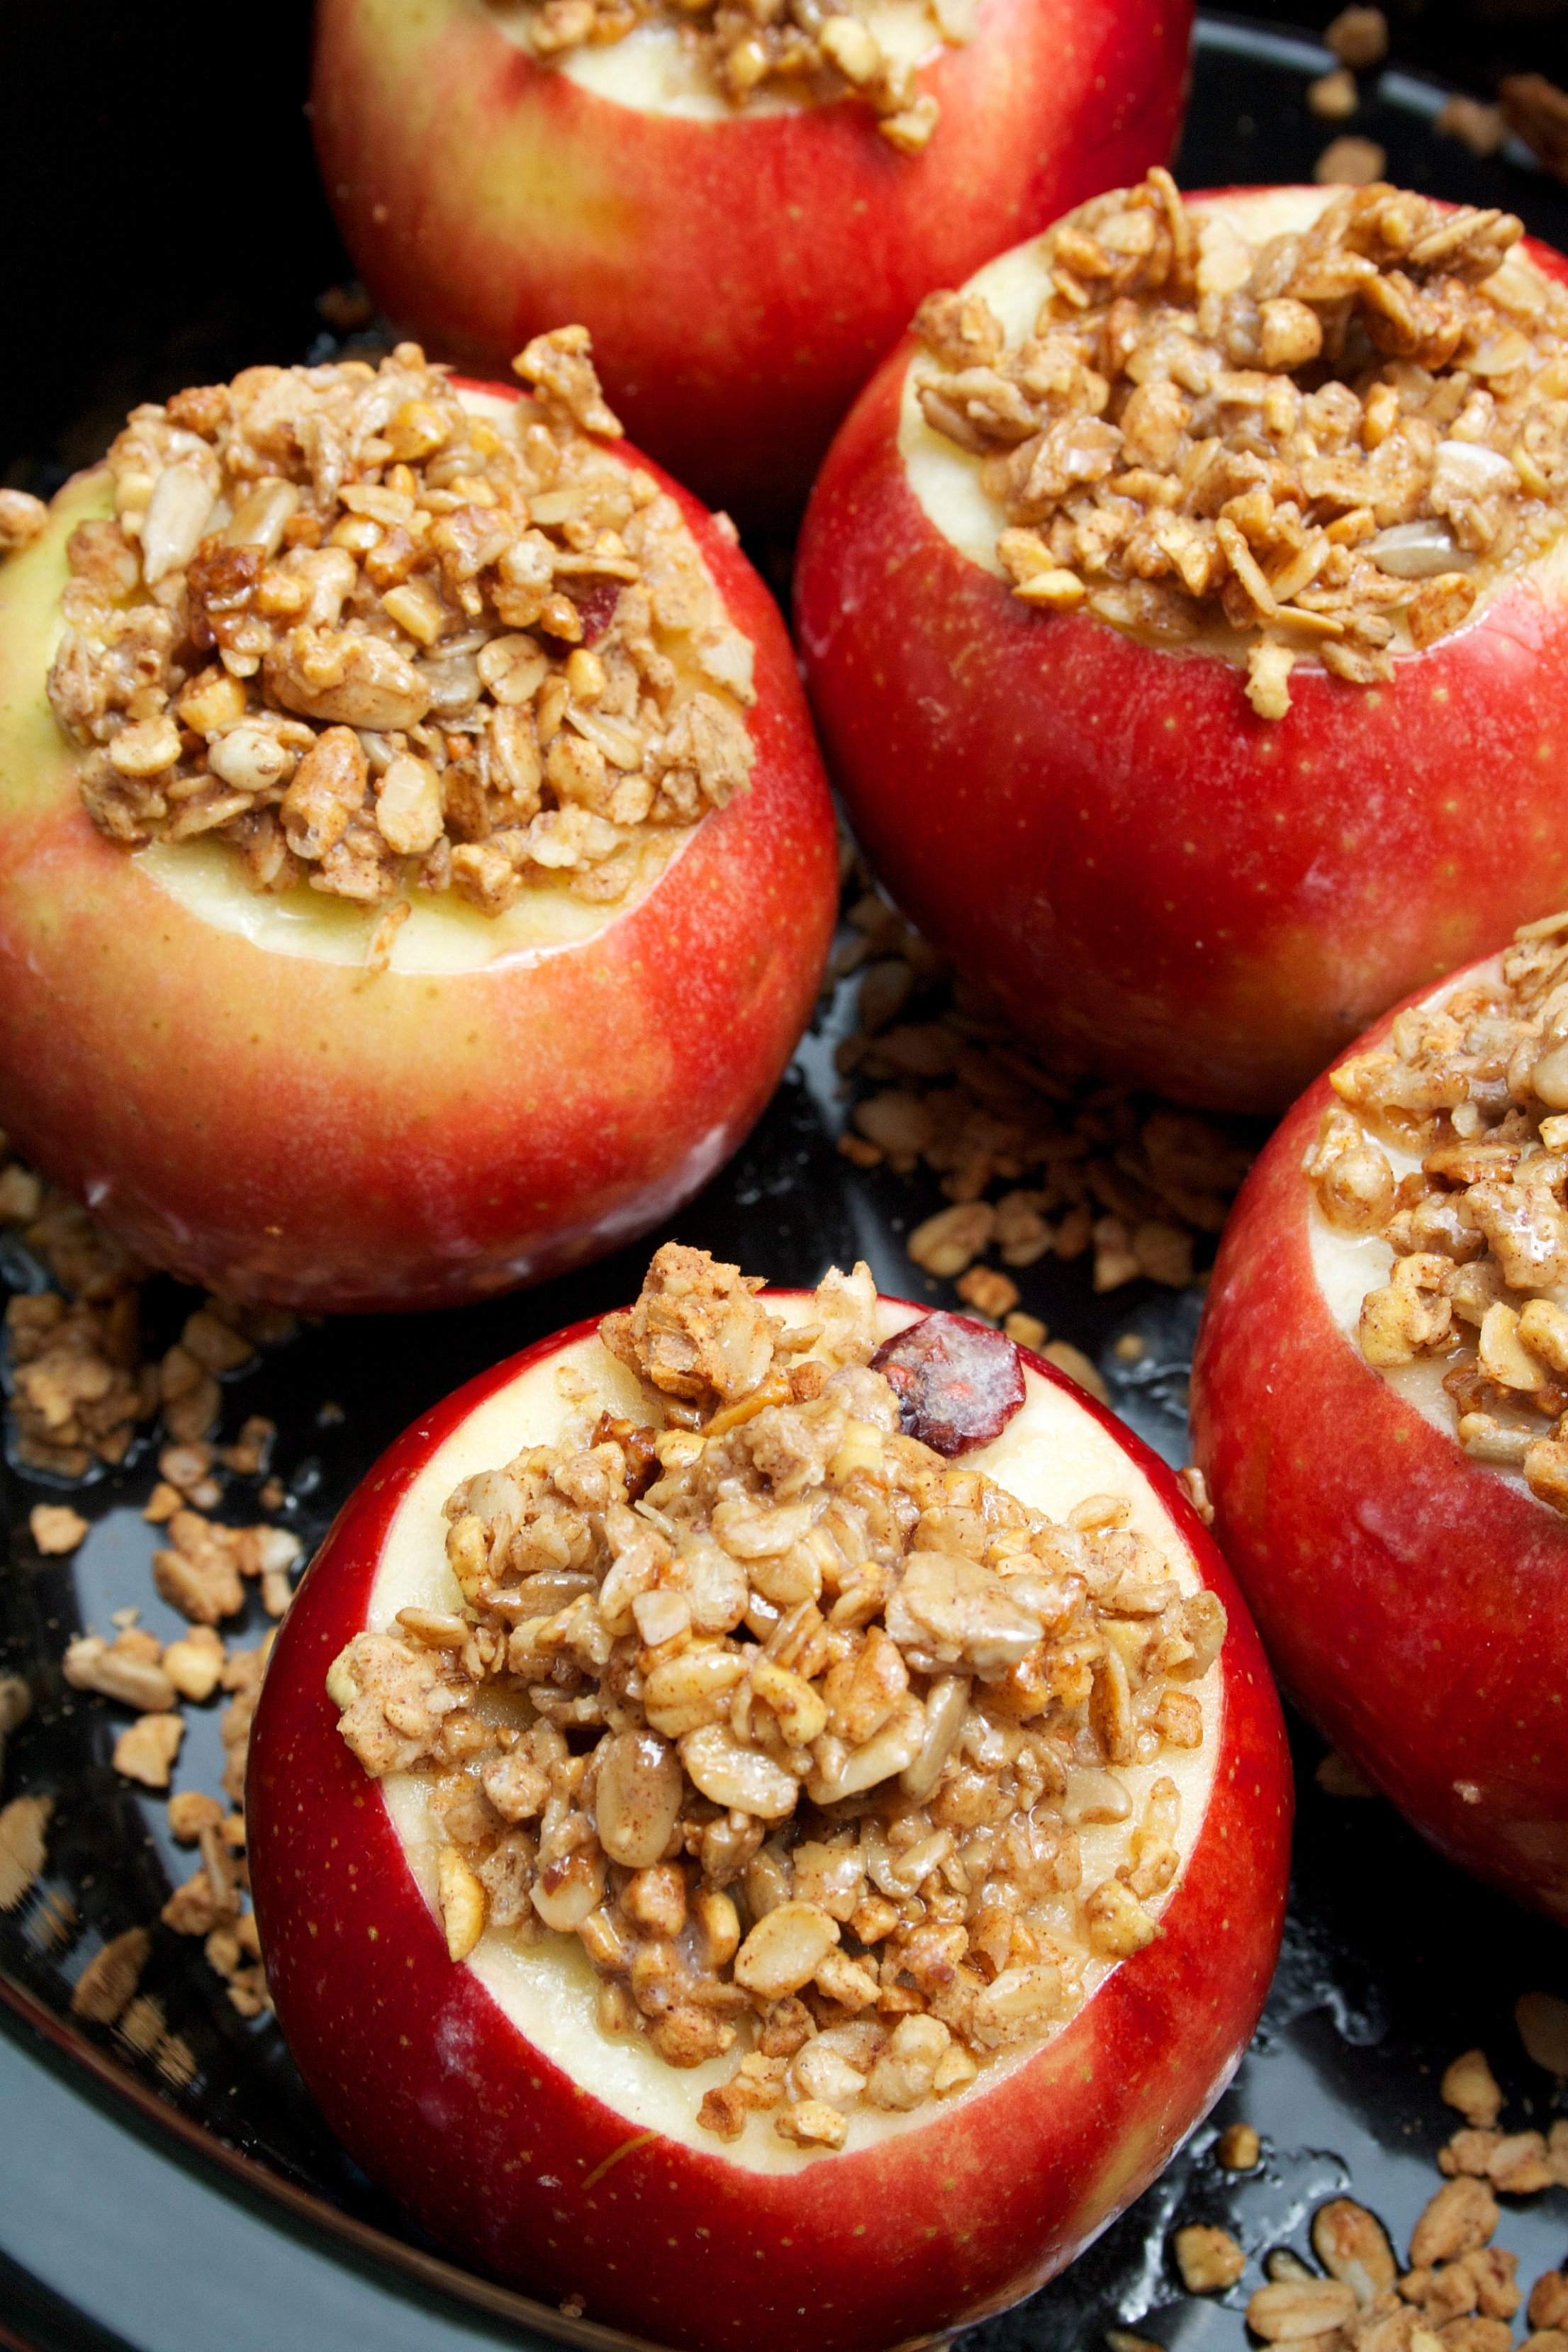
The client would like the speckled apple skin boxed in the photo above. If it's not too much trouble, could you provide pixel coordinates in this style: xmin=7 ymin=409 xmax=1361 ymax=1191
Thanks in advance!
xmin=1192 ymin=952 xmax=1568 ymax=1916
xmin=310 ymin=0 xmax=1193 ymax=528
xmin=0 ymin=390 xmax=836 ymax=1312
xmin=794 ymin=218 xmax=1568 ymax=1114
xmin=248 ymin=1298 xmax=1291 ymax=2352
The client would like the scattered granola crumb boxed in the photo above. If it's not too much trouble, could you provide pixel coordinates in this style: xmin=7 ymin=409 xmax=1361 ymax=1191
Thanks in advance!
xmin=1500 ymin=74 xmax=1568 ymax=182
xmin=953 ymin=1263 xmax=1019 ymax=1320
xmin=1216 ymin=2120 xmax=1262 ymax=2169
xmin=1309 ymin=66 xmax=1360 ymax=118
xmin=1517 ymin=1990 xmax=1568 ymax=2077
xmin=28 ymin=1503 xmax=89 ymax=1555
xmin=1316 ymin=1749 xmax=1377 ymax=1798
xmin=1324 ymin=6 xmax=1388 ymax=68
xmin=168 ymin=1791 xmax=225 ymax=1843
xmin=0 ymin=1791 xmax=52 ymax=1910
xmin=1443 ymin=2049 xmax=1506 ymax=2130
xmin=1436 ymin=95 xmax=1508 ymax=158
xmin=113 ymin=1711 xmax=186 ymax=1789
xmin=70 ymin=1925 xmax=152 ymax=2025
xmin=1041 ymin=1340 xmax=1110 ymax=1405
xmin=1175 ymin=2222 xmax=1246 ymax=2292
xmin=1003 ymin=1310 xmax=1047 ymax=1352
xmin=1315 ymin=135 xmax=1388 ymax=184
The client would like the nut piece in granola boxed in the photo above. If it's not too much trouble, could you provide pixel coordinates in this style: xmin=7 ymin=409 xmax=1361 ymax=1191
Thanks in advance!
xmin=288 ymin=1241 xmax=1238 ymax=2185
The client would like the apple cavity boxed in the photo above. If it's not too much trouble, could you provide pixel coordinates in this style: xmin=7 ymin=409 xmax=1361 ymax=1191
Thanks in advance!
xmin=1192 ymin=924 xmax=1568 ymax=1916
xmin=0 ymin=365 xmax=837 ymax=1310
xmin=796 ymin=177 xmax=1568 ymax=1113
xmin=248 ymin=1270 xmax=1290 ymax=2351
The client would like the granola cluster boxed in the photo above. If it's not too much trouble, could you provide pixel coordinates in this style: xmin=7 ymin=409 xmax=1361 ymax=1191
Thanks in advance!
xmin=508 ymin=0 xmax=970 ymax=153
xmin=43 ymin=333 xmax=756 ymax=960
xmin=1306 ymin=910 xmax=1568 ymax=1516
xmin=912 ymin=169 xmax=1568 ymax=717
xmin=329 ymin=1243 xmax=1222 ymax=2151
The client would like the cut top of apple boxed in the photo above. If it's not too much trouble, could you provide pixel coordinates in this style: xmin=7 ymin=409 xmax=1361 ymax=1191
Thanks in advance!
xmin=899 ymin=169 xmax=1568 ymax=719
xmin=1304 ymin=909 xmax=1568 ymax=1521
xmin=495 ymin=0 xmax=961 ymax=152
xmin=325 ymin=1242 xmax=1226 ymax=2170
xmin=23 ymin=331 xmax=758 ymax=976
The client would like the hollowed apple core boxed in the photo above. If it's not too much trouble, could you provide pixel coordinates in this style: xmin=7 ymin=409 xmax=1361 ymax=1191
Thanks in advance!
xmin=899 ymin=186 xmax=1568 ymax=669
xmin=534 ymin=0 xmax=945 ymax=118
xmin=6 ymin=386 xmax=734 ymax=980
xmin=359 ymin=1294 xmax=1221 ymax=2171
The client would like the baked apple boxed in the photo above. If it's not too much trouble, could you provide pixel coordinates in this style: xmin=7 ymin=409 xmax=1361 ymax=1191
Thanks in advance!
xmin=796 ymin=172 xmax=1568 ymax=1113
xmin=0 ymin=336 xmax=836 ymax=1311
xmin=310 ymin=0 xmax=1194 ymax=526
xmin=1192 ymin=909 xmax=1568 ymax=1917
xmin=247 ymin=1243 xmax=1290 ymax=2351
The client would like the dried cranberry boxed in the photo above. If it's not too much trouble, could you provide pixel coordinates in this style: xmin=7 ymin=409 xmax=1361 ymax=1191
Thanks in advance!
xmin=542 ymin=578 xmax=621 ymax=654
xmin=870 ymin=1312 xmax=1026 ymax=1457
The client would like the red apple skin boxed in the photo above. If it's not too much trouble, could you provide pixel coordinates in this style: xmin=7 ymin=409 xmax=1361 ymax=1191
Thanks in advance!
xmin=0 ymin=392 xmax=837 ymax=1314
xmin=247 ymin=1297 xmax=1292 ymax=2352
xmin=310 ymin=0 xmax=1194 ymax=529
xmin=793 ymin=214 xmax=1568 ymax=1116
xmin=1190 ymin=954 xmax=1568 ymax=1917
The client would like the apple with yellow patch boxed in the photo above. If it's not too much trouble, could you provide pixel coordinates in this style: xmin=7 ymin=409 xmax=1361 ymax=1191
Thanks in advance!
xmin=0 ymin=385 xmax=836 ymax=1311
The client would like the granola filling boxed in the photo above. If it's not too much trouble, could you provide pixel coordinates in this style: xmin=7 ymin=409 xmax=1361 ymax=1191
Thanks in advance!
xmin=43 ymin=334 xmax=755 ymax=963
xmin=907 ymin=172 xmax=1568 ymax=717
xmin=495 ymin=0 xmax=968 ymax=153
xmin=1306 ymin=911 xmax=1568 ymax=1518
xmin=327 ymin=1243 xmax=1223 ymax=2156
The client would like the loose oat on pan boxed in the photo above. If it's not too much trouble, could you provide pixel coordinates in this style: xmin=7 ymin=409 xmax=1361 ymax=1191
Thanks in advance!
xmin=43 ymin=332 xmax=756 ymax=951
xmin=329 ymin=1242 xmax=1223 ymax=2150
xmin=1307 ymin=910 xmax=1568 ymax=1516
xmin=498 ymin=0 xmax=968 ymax=152
xmin=912 ymin=169 xmax=1568 ymax=716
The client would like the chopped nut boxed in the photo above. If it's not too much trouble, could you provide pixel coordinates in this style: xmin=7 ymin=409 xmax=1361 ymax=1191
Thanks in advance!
xmin=1309 ymin=66 xmax=1360 ymax=118
xmin=1410 ymin=2178 xmax=1500 ymax=2268
xmin=1316 ymin=135 xmax=1387 ymax=185
xmin=1315 ymin=2197 xmax=1397 ymax=2301
xmin=113 ymin=1712 xmax=185 ymax=1789
xmin=70 ymin=1927 xmax=152 ymax=2025
xmin=29 ymin=1503 xmax=89 ymax=1555
xmin=0 ymin=1792 xmax=52 ymax=1910
xmin=1216 ymin=2121 xmax=1261 ymax=2170
xmin=1517 ymin=1990 xmax=1568 ymax=2075
xmin=1324 ymin=6 xmax=1388 ymax=67
xmin=1176 ymin=2223 xmax=1246 ymax=2293
xmin=1246 ymin=2278 xmax=1360 ymax=2339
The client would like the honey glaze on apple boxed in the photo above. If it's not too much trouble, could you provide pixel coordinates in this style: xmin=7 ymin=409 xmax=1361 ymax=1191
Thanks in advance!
xmin=42 ymin=334 xmax=756 ymax=971
xmin=325 ymin=1244 xmax=1225 ymax=2161
xmin=1306 ymin=908 xmax=1568 ymax=1518
xmin=904 ymin=171 xmax=1568 ymax=718
xmin=487 ymin=0 xmax=968 ymax=153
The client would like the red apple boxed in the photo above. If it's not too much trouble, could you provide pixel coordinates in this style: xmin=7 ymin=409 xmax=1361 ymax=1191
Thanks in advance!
xmin=247 ymin=1283 xmax=1290 ymax=2352
xmin=0 ymin=382 xmax=836 ymax=1313
xmin=1190 ymin=943 xmax=1568 ymax=1917
xmin=310 ymin=0 xmax=1194 ymax=528
xmin=795 ymin=184 xmax=1568 ymax=1114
